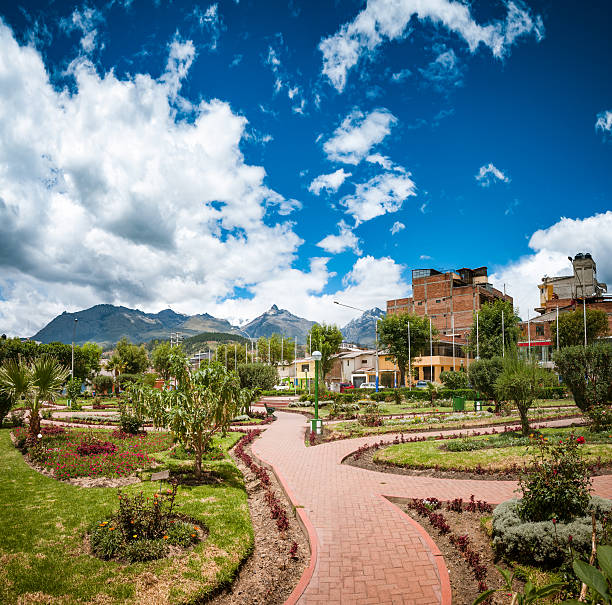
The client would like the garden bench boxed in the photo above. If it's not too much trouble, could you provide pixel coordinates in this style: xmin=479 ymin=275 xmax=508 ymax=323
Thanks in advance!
xmin=264 ymin=403 xmax=276 ymax=416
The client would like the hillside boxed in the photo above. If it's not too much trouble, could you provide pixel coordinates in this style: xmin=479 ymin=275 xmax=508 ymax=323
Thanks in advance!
xmin=241 ymin=305 xmax=316 ymax=341
xmin=341 ymin=307 xmax=385 ymax=345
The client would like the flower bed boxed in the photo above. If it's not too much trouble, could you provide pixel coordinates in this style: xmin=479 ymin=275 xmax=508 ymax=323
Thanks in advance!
xmin=13 ymin=428 xmax=173 ymax=480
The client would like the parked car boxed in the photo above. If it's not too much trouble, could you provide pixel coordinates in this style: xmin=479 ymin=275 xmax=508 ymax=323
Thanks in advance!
xmin=339 ymin=382 xmax=354 ymax=392
xmin=359 ymin=382 xmax=376 ymax=389
xmin=415 ymin=380 xmax=429 ymax=389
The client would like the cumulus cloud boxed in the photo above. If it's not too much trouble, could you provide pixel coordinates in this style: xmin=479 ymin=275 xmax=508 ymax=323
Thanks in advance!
xmin=323 ymin=108 xmax=397 ymax=165
xmin=366 ymin=153 xmax=393 ymax=169
xmin=390 ymin=221 xmax=405 ymax=235
xmin=319 ymin=0 xmax=544 ymax=92
xmin=596 ymin=110 xmax=612 ymax=138
xmin=341 ymin=171 xmax=417 ymax=224
xmin=308 ymin=168 xmax=351 ymax=195
xmin=317 ymin=220 xmax=362 ymax=255
xmin=475 ymin=162 xmax=510 ymax=186
xmin=490 ymin=212 xmax=612 ymax=319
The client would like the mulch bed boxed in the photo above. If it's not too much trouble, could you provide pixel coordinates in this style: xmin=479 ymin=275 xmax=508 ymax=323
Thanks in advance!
xmin=389 ymin=498 xmax=521 ymax=605
xmin=208 ymin=435 xmax=309 ymax=605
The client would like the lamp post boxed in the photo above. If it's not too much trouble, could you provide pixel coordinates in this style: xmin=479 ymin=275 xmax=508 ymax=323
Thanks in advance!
xmin=334 ymin=300 xmax=384 ymax=391
xmin=407 ymin=320 xmax=411 ymax=390
xmin=70 ymin=318 xmax=78 ymax=408
xmin=311 ymin=350 xmax=322 ymax=435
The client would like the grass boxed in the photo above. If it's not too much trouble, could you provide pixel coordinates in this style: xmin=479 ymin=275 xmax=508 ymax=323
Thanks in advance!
xmin=0 ymin=428 xmax=252 ymax=604
xmin=373 ymin=427 xmax=612 ymax=471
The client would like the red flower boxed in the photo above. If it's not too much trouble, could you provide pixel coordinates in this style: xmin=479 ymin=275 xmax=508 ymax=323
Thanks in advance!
xmin=576 ymin=436 xmax=585 ymax=444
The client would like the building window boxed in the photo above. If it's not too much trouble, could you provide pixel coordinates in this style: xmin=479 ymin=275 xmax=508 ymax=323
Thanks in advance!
xmin=436 ymin=299 xmax=441 ymax=303
xmin=361 ymin=359 xmax=367 ymax=364
xmin=301 ymin=365 xmax=309 ymax=372
xmin=536 ymin=325 xmax=544 ymax=336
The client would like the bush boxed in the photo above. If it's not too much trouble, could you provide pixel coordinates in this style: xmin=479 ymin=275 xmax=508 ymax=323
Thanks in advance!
xmin=492 ymin=497 xmax=612 ymax=566
xmin=89 ymin=521 xmax=124 ymax=560
xmin=585 ymin=405 xmax=612 ymax=433
xmin=440 ymin=370 xmax=469 ymax=390
xmin=77 ymin=438 xmax=117 ymax=456
xmin=0 ymin=391 xmax=12 ymax=427
xmin=119 ymin=406 xmax=143 ymax=435
xmin=66 ymin=378 xmax=82 ymax=408
xmin=518 ymin=434 xmax=591 ymax=523
xmin=166 ymin=520 xmax=200 ymax=547
xmin=123 ymin=539 xmax=168 ymax=563
xmin=115 ymin=374 xmax=141 ymax=390
xmin=358 ymin=404 xmax=382 ymax=427
xmin=92 ymin=374 xmax=113 ymax=394
xmin=237 ymin=363 xmax=278 ymax=390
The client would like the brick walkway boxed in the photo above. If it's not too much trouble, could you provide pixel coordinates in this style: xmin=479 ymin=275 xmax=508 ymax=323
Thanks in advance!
xmin=252 ymin=412 xmax=612 ymax=605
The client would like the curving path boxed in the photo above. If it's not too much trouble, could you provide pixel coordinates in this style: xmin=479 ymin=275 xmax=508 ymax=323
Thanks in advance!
xmin=252 ymin=411 xmax=612 ymax=605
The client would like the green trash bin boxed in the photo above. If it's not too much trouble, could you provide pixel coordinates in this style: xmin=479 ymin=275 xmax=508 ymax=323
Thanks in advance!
xmin=474 ymin=400 xmax=482 ymax=411
xmin=452 ymin=397 xmax=465 ymax=412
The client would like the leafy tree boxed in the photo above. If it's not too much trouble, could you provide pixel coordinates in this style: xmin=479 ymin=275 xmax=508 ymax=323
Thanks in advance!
xmin=152 ymin=342 xmax=175 ymax=381
xmin=377 ymin=312 xmax=433 ymax=386
xmin=114 ymin=338 xmax=149 ymax=374
xmin=307 ymin=323 xmax=343 ymax=383
xmin=439 ymin=370 xmax=469 ymax=390
xmin=92 ymin=374 xmax=113 ymax=394
xmin=130 ymin=359 xmax=242 ymax=479
xmin=0 ymin=356 xmax=69 ymax=438
xmin=553 ymin=343 xmax=612 ymax=411
xmin=468 ymin=357 xmax=504 ymax=407
xmin=236 ymin=363 xmax=277 ymax=390
xmin=0 ymin=337 xmax=39 ymax=364
xmin=66 ymin=377 xmax=82 ymax=406
xmin=76 ymin=342 xmax=102 ymax=382
xmin=495 ymin=357 xmax=554 ymax=436
xmin=468 ymin=300 xmax=520 ymax=359
xmin=551 ymin=307 xmax=609 ymax=348
xmin=255 ymin=334 xmax=296 ymax=365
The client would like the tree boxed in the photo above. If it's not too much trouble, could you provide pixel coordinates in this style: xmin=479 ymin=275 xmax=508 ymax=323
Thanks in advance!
xmin=377 ymin=312 xmax=433 ymax=386
xmin=307 ymin=324 xmax=343 ymax=383
xmin=255 ymin=334 xmax=295 ymax=365
xmin=66 ymin=377 xmax=82 ymax=406
xmin=130 ymin=359 xmax=242 ymax=479
xmin=495 ymin=357 xmax=554 ymax=436
xmin=551 ymin=308 xmax=609 ymax=348
xmin=0 ymin=356 xmax=69 ymax=438
xmin=439 ymin=370 xmax=469 ymax=390
xmin=237 ymin=363 xmax=277 ymax=390
xmin=468 ymin=357 xmax=504 ymax=408
xmin=92 ymin=374 xmax=113 ymax=394
xmin=152 ymin=342 xmax=175 ymax=381
xmin=0 ymin=391 xmax=12 ymax=427
xmin=76 ymin=342 xmax=102 ymax=382
xmin=114 ymin=338 xmax=149 ymax=374
xmin=553 ymin=343 xmax=612 ymax=411
xmin=468 ymin=300 xmax=520 ymax=359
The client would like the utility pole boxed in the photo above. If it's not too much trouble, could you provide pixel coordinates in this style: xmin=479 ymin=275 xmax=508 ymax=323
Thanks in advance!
xmin=502 ymin=310 xmax=505 ymax=358
xmin=429 ymin=316 xmax=433 ymax=382
xmin=476 ymin=311 xmax=480 ymax=360
xmin=527 ymin=310 xmax=531 ymax=362
xmin=452 ymin=314 xmax=455 ymax=371
xmin=556 ymin=306 xmax=559 ymax=351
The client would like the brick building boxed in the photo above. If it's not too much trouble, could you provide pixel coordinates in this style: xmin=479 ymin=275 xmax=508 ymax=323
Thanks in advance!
xmin=387 ymin=266 xmax=513 ymax=343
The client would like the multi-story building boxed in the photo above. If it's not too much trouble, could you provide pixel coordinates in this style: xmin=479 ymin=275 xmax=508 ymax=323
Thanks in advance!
xmin=387 ymin=266 xmax=512 ymax=342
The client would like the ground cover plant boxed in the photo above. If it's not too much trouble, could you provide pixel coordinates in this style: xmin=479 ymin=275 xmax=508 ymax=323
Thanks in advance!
xmin=14 ymin=426 xmax=173 ymax=480
xmin=372 ymin=427 xmax=612 ymax=474
xmin=0 ymin=428 xmax=253 ymax=604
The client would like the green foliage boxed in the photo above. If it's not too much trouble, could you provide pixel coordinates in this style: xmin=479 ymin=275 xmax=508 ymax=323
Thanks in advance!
xmin=468 ymin=299 xmax=520 ymax=359
xmin=113 ymin=337 xmax=149 ymax=375
xmin=66 ymin=377 xmax=82 ymax=406
xmin=569 ymin=544 xmax=612 ymax=604
xmin=492 ymin=498 xmax=612 ymax=567
xmin=129 ymin=359 xmax=243 ymax=479
xmin=115 ymin=373 xmax=142 ymax=389
xmin=554 ymin=343 xmax=612 ymax=412
xmin=255 ymin=334 xmax=295 ymax=364
xmin=119 ymin=406 xmax=143 ymax=435
xmin=77 ymin=342 xmax=103 ymax=381
xmin=179 ymin=331 xmax=248 ymax=355
xmin=89 ymin=521 xmax=123 ymax=560
xmin=358 ymin=403 xmax=382 ymax=427
xmin=166 ymin=520 xmax=200 ymax=547
xmin=586 ymin=405 xmax=612 ymax=433
xmin=92 ymin=374 xmax=113 ymax=393
xmin=0 ymin=391 xmax=12 ymax=426
xmin=377 ymin=312 xmax=433 ymax=386
xmin=518 ymin=435 xmax=592 ymax=523
xmin=236 ymin=363 xmax=277 ymax=390
xmin=307 ymin=323 xmax=343 ymax=382
xmin=123 ymin=539 xmax=168 ymax=563
xmin=552 ymin=308 xmax=609 ymax=348
xmin=440 ymin=370 xmax=469 ymax=389
xmin=151 ymin=342 xmax=175 ymax=381
xmin=495 ymin=357 xmax=555 ymax=435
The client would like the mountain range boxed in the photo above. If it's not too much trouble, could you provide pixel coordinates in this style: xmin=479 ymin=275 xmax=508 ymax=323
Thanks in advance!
xmin=31 ymin=303 xmax=381 ymax=348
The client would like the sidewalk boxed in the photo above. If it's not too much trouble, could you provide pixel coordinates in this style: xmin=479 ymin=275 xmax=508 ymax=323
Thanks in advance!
xmin=252 ymin=411 xmax=612 ymax=605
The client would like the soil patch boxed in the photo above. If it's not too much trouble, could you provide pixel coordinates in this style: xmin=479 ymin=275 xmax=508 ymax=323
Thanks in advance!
xmin=207 ymin=436 xmax=308 ymax=605
xmin=389 ymin=498 xmax=520 ymax=605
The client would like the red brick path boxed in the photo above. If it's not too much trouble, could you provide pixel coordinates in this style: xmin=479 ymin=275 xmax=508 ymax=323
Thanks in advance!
xmin=252 ymin=412 xmax=612 ymax=605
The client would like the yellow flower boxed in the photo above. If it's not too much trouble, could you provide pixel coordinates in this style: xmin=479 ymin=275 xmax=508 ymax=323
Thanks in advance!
xmin=133 ymin=535 xmax=137 ymax=538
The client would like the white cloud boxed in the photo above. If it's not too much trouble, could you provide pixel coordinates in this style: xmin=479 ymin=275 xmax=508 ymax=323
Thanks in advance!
xmin=264 ymin=41 xmax=306 ymax=114
xmin=419 ymin=47 xmax=463 ymax=90
xmin=308 ymin=168 xmax=351 ymax=195
xmin=391 ymin=68 xmax=411 ymax=82
xmin=190 ymin=4 xmax=223 ymax=50
xmin=60 ymin=6 xmax=104 ymax=53
xmin=475 ymin=162 xmax=510 ymax=187
xmin=317 ymin=220 xmax=362 ymax=255
xmin=323 ymin=108 xmax=397 ymax=165
xmin=341 ymin=171 xmax=417 ymax=224
xmin=319 ymin=0 xmax=544 ymax=92
xmin=390 ymin=221 xmax=405 ymax=235
xmin=419 ymin=254 xmax=432 ymax=260
xmin=596 ymin=110 xmax=612 ymax=137
xmin=490 ymin=212 xmax=612 ymax=319
xmin=0 ymin=21 xmax=321 ymax=336
xmin=366 ymin=153 xmax=393 ymax=169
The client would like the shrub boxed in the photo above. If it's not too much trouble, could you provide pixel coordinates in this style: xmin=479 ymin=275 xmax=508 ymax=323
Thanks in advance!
xmin=358 ymin=404 xmax=382 ymax=427
xmin=77 ymin=438 xmax=117 ymax=457
xmin=41 ymin=425 xmax=65 ymax=437
xmin=492 ymin=497 xmax=612 ymax=566
xmin=123 ymin=539 xmax=168 ymax=563
xmin=119 ymin=407 xmax=143 ymax=435
xmin=66 ymin=378 xmax=82 ymax=408
xmin=518 ymin=434 xmax=591 ymax=523
xmin=585 ymin=405 xmax=612 ymax=433
xmin=0 ymin=391 xmax=12 ymax=427
xmin=369 ymin=392 xmax=388 ymax=402
xmin=166 ymin=520 xmax=200 ymax=547
xmin=236 ymin=363 xmax=278 ymax=390
xmin=440 ymin=370 xmax=469 ymax=390
xmin=92 ymin=374 xmax=113 ymax=394
xmin=89 ymin=521 xmax=124 ymax=560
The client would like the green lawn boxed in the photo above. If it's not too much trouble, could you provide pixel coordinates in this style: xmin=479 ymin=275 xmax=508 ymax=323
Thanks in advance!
xmin=0 ymin=429 xmax=252 ymax=604
xmin=374 ymin=427 xmax=612 ymax=471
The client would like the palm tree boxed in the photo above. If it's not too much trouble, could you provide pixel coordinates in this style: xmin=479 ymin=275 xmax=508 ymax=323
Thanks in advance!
xmin=0 ymin=356 xmax=69 ymax=438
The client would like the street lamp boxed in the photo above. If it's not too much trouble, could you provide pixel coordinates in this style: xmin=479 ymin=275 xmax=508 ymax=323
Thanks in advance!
xmin=311 ymin=350 xmax=322 ymax=435
xmin=569 ymin=256 xmax=588 ymax=347
xmin=334 ymin=300 xmax=383 ymax=392
xmin=70 ymin=318 xmax=78 ymax=408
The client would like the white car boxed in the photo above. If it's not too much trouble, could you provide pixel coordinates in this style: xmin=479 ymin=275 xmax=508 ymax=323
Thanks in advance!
xmin=359 ymin=382 xmax=376 ymax=389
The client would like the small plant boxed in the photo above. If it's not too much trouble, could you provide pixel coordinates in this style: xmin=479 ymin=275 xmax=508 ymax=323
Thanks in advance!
xmin=570 ymin=544 xmax=612 ymax=604
xmin=518 ymin=434 xmax=591 ymax=523
xmin=358 ymin=404 xmax=382 ymax=427
xmin=119 ymin=405 xmax=143 ymax=435
xmin=76 ymin=438 xmax=117 ymax=457
xmin=586 ymin=405 xmax=612 ymax=433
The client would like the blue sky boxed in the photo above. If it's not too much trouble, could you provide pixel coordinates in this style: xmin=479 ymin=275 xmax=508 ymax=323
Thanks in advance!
xmin=0 ymin=0 xmax=611 ymax=336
